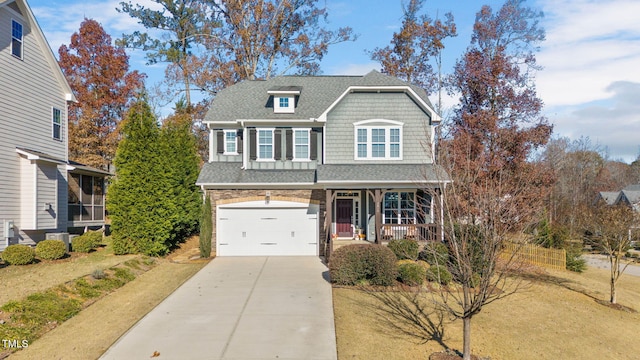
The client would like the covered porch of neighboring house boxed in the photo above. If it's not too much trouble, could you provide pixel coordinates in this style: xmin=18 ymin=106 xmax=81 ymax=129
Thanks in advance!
xmin=323 ymin=187 xmax=444 ymax=253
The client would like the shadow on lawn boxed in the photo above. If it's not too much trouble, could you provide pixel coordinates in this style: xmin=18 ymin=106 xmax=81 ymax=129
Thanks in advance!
xmin=359 ymin=286 xmax=452 ymax=351
xmin=518 ymin=271 xmax=602 ymax=302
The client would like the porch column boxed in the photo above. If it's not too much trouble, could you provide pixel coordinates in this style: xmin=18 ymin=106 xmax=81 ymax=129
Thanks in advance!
xmin=438 ymin=186 xmax=445 ymax=242
xmin=374 ymin=189 xmax=383 ymax=244
xmin=325 ymin=189 xmax=334 ymax=255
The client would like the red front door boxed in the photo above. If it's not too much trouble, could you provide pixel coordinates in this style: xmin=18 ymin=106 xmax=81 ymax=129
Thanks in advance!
xmin=336 ymin=199 xmax=353 ymax=237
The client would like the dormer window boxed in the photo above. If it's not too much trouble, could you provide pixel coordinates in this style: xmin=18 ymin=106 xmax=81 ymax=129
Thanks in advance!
xmin=268 ymin=86 xmax=301 ymax=114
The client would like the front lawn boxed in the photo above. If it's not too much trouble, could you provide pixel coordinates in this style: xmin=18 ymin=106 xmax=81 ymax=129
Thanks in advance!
xmin=334 ymin=267 xmax=640 ymax=359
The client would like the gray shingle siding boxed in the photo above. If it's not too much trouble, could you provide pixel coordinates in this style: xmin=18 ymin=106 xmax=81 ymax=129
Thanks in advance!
xmin=325 ymin=92 xmax=432 ymax=164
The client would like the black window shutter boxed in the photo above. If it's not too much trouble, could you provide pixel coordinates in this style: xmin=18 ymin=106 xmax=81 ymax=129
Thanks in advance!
xmin=310 ymin=129 xmax=318 ymax=160
xmin=249 ymin=129 xmax=257 ymax=160
xmin=216 ymin=131 xmax=224 ymax=154
xmin=237 ymin=130 xmax=243 ymax=154
xmin=274 ymin=129 xmax=282 ymax=160
xmin=285 ymin=129 xmax=293 ymax=160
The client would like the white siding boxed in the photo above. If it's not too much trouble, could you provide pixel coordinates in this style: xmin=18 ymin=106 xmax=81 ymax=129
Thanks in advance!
xmin=0 ymin=3 xmax=70 ymax=250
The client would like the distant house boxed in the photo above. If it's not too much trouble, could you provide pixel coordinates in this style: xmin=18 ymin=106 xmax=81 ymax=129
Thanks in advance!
xmin=196 ymin=71 xmax=450 ymax=257
xmin=0 ymin=0 xmax=109 ymax=251
xmin=597 ymin=184 xmax=640 ymax=212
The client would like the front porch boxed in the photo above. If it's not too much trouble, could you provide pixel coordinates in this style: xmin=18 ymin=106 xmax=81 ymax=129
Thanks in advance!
xmin=324 ymin=188 xmax=442 ymax=254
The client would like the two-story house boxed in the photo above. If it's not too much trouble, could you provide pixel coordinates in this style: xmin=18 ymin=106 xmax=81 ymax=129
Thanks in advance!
xmin=196 ymin=70 xmax=450 ymax=257
xmin=1 ymin=0 xmax=109 ymax=251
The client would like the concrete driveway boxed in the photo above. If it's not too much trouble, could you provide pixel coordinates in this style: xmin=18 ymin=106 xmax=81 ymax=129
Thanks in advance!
xmin=100 ymin=257 xmax=337 ymax=360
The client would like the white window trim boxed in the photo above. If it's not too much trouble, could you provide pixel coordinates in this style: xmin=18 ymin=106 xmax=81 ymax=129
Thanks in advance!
xmin=353 ymin=120 xmax=403 ymax=160
xmin=383 ymin=191 xmax=416 ymax=224
xmin=274 ymin=96 xmax=295 ymax=113
xmin=52 ymin=107 xmax=62 ymax=141
xmin=257 ymin=128 xmax=275 ymax=161
xmin=11 ymin=19 xmax=23 ymax=60
xmin=293 ymin=128 xmax=311 ymax=161
xmin=223 ymin=130 xmax=238 ymax=155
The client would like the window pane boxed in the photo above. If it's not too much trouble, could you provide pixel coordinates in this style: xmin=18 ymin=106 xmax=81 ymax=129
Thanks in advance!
xmin=94 ymin=178 xmax=104 ymax=205
xmin=68 ymin=174 xmax=80 ymax=204
xmin=357 ymin=128 xmax=367 ymax=143
xmin=11 ymin=21 xmax=22 ymax=58
xmin=52 ymin=108 xmax=62 ymax=140
xmin=390 ymin=144 xmax=400 ymax=158
xmin=371 ymin=129 xmax=385 ymax=142
xmin=81 ymin=175 xmax=92 ymax=204
xmin=258 ymin=130 xmax=273 ymax=159
xmin=372 ymin=144 xmax=385 ymax=157
xmin=69 ymin=204 xmax=81 ymax=221
xmin=390 ymin=128 xmax=400 ymax=142
xmin=357 ymin=144 xmax=367 ymax=158
xmin=225 ymin=131 xmax=236 ymax=153
xmin=94 ymin=206 xmax=104 ymax=221
xmin=279 ymin=97 xmax=289 ymax=108
xmin=294 ymin=130 xmax=309 ymax=159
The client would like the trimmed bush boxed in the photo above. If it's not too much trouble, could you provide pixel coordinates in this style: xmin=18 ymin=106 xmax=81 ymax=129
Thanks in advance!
xmin=388 ymin=238 xmax=419 ymax=260
xmin=397 ymin=262 xmax=426 ymax=286
xmin=418 ymin=242 xmax=449 ymax=266
xmin=72 ymin=235 xmax=95 ymax=253
xmin=425 ymin=264 xmax=452 ymax=285
xmin=1 ymin=244 xmax=35 ymax=265
xmin=35 ymin=240 xmax=67 ymax=260
xmin=84 ymin=230 xmax=103 ymax=247
xmin=329 ymin=244 xmax=398 ymax=286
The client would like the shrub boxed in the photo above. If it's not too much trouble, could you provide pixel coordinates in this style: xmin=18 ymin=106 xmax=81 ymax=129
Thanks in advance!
xmin=91 ymin=269 xmax=106 ymax=280
xmin=84 ymin=230 xmax=103 ymax=247
xmin=425 ymin=265 xmax=452 ymax=285
xmin=199 ymin=196 xmax=212 ymax=258
xmin=388 ymin=238 xmax=419 ymax=260
xmin=329 ymin=244 xmax=397 ymax=286
xmin=566 ymin=246 xmax=587 ymax=273
xmin=35 ymin=240 xmax=67 ymax=260
xmin=419 ymin=242 xmax=449 ymax=266
xmin=72 ymin=233 xmax=99 ymax=253
xmin=1 ymin=244 xmax=35 ymax=265
xmin=397 ymin=262 xmax=426 ymax=286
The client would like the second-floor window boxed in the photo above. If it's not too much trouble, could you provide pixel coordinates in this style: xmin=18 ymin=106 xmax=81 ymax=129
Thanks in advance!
xmin=354 ymin=124 xmax=402 ymax=160
xmin=52 ymin=108 xmax=62 ymax=140
xmin=12 ymin=20 xmax=23 ymax=59
xmin=224 ymin=130 xmax=237 ymax=154
xmin=294 ymin=129 xmax=310 ymax=160
xmin=258 ymin=129 xmax=274 ymax=160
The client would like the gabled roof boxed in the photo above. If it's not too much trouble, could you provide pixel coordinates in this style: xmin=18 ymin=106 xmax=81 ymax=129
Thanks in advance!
xmin=1 ymin=0 xmax=76 ymax=102
xmin=204 ymin=70 xmax=437 ymax=124
xmin=597 ymin=191 xmax=620 ymax=205
xmin=620 ymin=190 xmax=640 ymax=205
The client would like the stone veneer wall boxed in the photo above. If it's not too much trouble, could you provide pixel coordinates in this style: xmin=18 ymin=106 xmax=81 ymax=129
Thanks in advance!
xmin=206 ymin=189 xmax=327 ymax=257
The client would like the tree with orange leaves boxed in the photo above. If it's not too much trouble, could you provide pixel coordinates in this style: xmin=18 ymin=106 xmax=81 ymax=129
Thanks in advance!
xmin=58 ymin=18 xmax=145 ymax=171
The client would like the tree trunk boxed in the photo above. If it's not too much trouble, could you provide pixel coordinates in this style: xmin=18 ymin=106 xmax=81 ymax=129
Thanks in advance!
xmin=463 ymin=316 xmax=471 ymax=360
xmin=610 ymin=277 xmax=617 ymax=304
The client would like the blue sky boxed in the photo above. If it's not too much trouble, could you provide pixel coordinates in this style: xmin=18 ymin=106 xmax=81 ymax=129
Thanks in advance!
xmin=27 ymin=0 xmax=640 ymax=162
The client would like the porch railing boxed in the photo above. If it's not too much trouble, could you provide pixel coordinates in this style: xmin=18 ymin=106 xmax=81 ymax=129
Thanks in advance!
xmin=381 ymin=224 xmax=440 ymax=242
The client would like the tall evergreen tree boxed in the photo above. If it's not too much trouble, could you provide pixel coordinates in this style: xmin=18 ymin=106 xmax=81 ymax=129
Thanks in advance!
xmin=107 ymin=99 xmax=175 ymax=256
xmin=160 ymin=112 xmax=202 ymax=243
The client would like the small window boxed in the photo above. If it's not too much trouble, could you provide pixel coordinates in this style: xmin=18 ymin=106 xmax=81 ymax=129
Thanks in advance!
xmin=52 ymin=108 xmax=62 ymax=140
xmin=11 ymin=20 xmax=23 ymax=59
xmin=224 ymin=130 xmax=237 ymax=154
xmin=274 ymin=96 xmax=295 ymax=113
xmin=294 ymin=129 xmax=310 ymax=160
xmin=257 ymin=129 xmax=273 ymax=160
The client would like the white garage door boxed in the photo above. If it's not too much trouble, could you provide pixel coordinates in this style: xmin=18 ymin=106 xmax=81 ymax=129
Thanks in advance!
xmin=217 ymin=201 xmax=319 ymax=256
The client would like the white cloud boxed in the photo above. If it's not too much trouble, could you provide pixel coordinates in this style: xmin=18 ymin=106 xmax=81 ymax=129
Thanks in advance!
xmin=536 ymin=0 xmax=640 ymax=107
xmin=550 ymin=81 xmax=640 ymax=162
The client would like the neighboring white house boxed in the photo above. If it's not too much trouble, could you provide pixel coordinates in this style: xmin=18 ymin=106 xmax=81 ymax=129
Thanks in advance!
xmin=0 ymin=0 xmax=108 ymax=251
